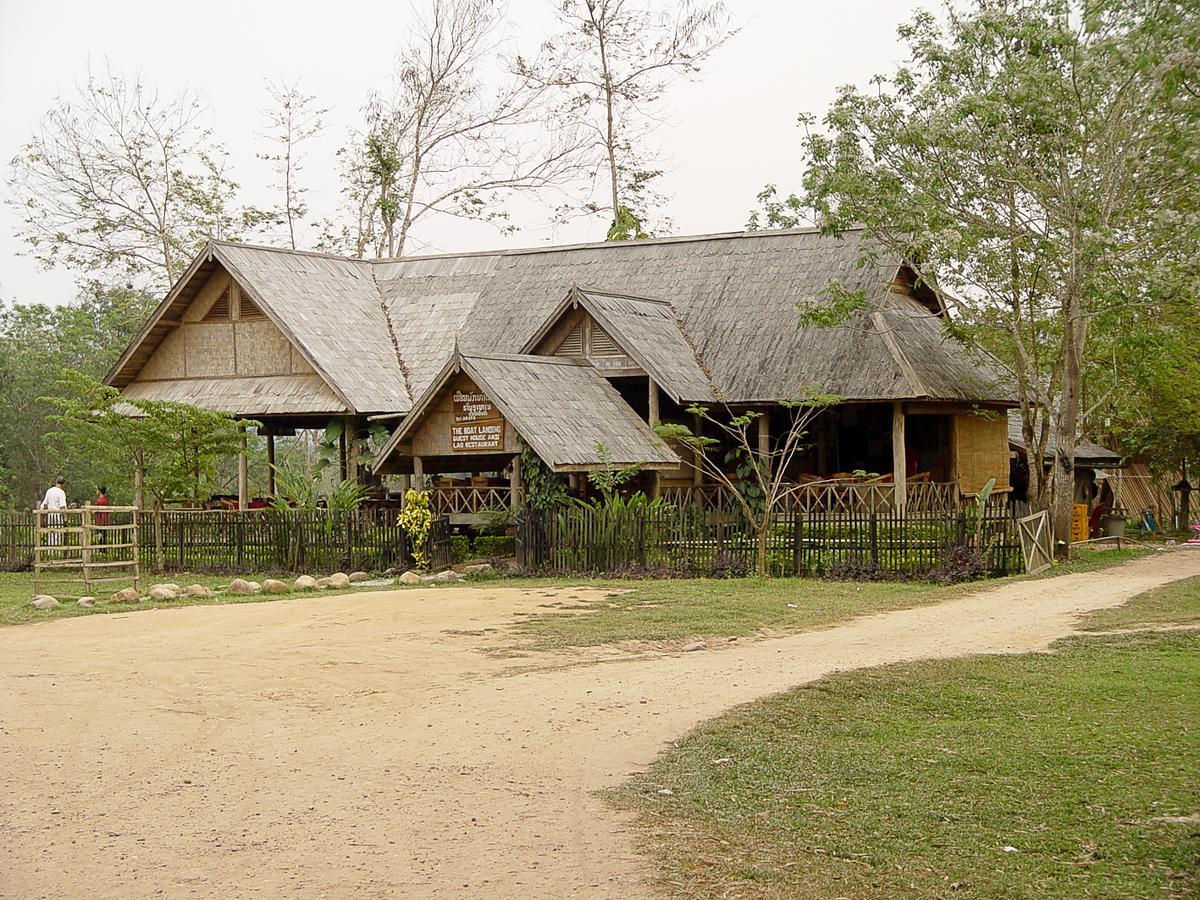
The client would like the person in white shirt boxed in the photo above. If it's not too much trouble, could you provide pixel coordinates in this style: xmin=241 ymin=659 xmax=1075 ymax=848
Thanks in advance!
xmin=41 ymin=476 xmax=67 ymax=547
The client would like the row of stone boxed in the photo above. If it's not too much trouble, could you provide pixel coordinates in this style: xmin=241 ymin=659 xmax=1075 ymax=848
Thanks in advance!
xmin=29 ymin=564 xmax=495 ymax=611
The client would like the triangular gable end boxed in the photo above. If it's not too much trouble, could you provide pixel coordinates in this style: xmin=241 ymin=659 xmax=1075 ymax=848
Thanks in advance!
xmin=104 ymin=248 xmax=353 ymax=414
xmin=525 ymin=290 xmax=644 ymax=375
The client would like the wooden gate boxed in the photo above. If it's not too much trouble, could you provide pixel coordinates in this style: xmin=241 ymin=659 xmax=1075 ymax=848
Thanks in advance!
xmin=1017 ymin=510 xmax=1053 ymax=575
xmin=34 ymin=505 xmax=141 ymax=598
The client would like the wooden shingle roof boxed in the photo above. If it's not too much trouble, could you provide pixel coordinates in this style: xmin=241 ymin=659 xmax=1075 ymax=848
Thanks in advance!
xmin=376 ymin=353 xmax=680 ymax=472
xmin=521 ymin=287 xmax=718 ymax=403
xmin=109 ymin=228 xmax=1015 ymax=415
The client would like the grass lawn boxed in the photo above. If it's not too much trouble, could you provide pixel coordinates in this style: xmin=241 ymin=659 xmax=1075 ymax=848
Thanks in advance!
xmin=508 ymin=547 xmax=1150 ymax=651
xmin=1079 ymin=574 xmax=1200 ymax=632
xmin=610 ymin=579 xmax=1199 ymax=898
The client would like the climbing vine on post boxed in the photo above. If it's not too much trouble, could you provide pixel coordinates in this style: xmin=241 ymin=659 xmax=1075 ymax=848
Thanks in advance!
xmin=397 ymin=489 xmax=433 ymax=570
xmin=519 ymin=438 xmax=568 ymax=510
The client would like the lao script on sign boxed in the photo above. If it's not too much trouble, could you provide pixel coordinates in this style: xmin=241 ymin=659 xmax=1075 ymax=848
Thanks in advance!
xmin=453 ymin=390 xmax=498 ymax=424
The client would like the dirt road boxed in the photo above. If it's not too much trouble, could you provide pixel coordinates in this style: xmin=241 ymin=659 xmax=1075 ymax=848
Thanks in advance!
xmin=2 ymin=551 xmax=1196 ymax=898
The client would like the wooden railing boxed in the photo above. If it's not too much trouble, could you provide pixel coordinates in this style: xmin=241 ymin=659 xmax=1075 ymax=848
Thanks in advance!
xmin=431 ymin=486 xmax=512 ymax=517
xmin=661 ymin=482 xmax=965 ymax=514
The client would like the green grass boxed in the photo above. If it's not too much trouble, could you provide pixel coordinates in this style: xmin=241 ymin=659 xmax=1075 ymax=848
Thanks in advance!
xmin=509 ymin=577 xmax=956 ymax=650
xmin=610 ymin=586 xmax=1200 ymax=898
xmin=1079 ymin=574 xmax=1200 ymax=633
xmin=506 ymin=546 xmax=1150 ymax=651
xmin=0 ymin=570 xmax=401 ymax=628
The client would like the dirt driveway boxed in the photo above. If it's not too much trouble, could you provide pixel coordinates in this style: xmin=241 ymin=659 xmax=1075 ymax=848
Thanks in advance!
xmin=2 ymin=551 xmax=1197 ymax=898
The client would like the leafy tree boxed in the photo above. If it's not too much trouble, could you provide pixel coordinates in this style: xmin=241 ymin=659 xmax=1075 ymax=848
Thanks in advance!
xmin=656 ymin=395 xmax=838 ymax=576
xmin=515 ymin=0 xmax=736 ymax=234
xmin=777 ymin=0 xmax=1199 ymax=554
xmin=0 ymin=286 xmax=154 ymax=507
xmin=43 ymin=371 xmax=253 ymax=509
xmin=585 ymin=441 xmax=641 ymax=501
xmin=7 ymin=64 xmax=265 ymax=292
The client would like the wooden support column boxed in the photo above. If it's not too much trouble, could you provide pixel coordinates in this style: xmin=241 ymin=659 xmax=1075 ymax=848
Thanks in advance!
xmin=892 ymin=402 xmax=907 ymax=511
xmin=345 ymin=417 xmax=359 ymax=481
xmin=757 ymin=409 xmax=770 ymax=457
xmin=510 ymin=453 xmax=523 ymax=509
xmin=266 ymin=432 xmax=276 ymax=496
xmin=134 ymin=449 xmax=145 ymax=509
xmin=398 ymin=474 xmax=411 ymax=504
xmin=412 ymin=456 xmax=425 ymax=490
xmin=338 ymin=424 xmax=348 ymax=482
xmin=238 ymin=427 xmax=249 ymax=511
xmin=648 ymin=379 xmax=661 ymax=498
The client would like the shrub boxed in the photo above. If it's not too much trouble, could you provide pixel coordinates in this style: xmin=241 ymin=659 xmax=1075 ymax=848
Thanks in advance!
xmin=600 ymin=560 xmax=689 ymax=579
xmin=474 ymin=535 xmax=516 ymax=558
xmin=450 ymin=534 xmax=470 ymax=563
xmin=928 ymin=544 xmax=988 ymax=584
xmin=826 ymin=557 xmax=889 ymax=581
xmin=707 ymin=551 xmax=750 ymax=579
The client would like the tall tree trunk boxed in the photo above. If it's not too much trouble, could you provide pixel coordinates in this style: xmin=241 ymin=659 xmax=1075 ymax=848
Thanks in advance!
xmin=1052 ymin=287 xmax=1085 ymax=558
xmin=589 ymin=3 xmax=620 ymax=217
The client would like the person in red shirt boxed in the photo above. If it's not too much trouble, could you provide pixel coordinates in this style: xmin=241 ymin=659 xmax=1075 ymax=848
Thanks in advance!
xmin=94 ymin=486 xmax=111 ymax=545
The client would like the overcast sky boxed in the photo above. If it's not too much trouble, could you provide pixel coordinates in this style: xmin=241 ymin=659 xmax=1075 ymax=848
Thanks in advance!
xmin=0 ymin=0 xmax=924 ymax=306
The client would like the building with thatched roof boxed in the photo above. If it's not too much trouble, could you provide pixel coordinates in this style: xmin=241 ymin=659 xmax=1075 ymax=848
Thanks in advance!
xmin=107 ymin=227 xmax=1017 ymax=517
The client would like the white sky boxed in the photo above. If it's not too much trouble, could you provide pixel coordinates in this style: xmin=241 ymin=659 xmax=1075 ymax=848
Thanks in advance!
xmin=0 ymin=0 xmax=923 ymax=306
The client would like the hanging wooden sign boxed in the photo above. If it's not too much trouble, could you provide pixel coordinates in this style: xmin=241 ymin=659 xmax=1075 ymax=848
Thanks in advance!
xmin=451 ymin=389 xmax=505 ymax=451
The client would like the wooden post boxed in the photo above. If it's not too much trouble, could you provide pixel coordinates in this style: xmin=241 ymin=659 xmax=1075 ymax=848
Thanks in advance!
xmin=238 ymin=427 xmax=249 ymax=511
xmin=757 ymin=409 xmax=770 ymax=457
xmin=413 ymin=456 xmax=425 ymax=490
xmin=510 ymin=453 xmax=523 ymax=509
xmin=134 ymin=450 xmax=145 ymax=510
xmin=339 ymin=425 xmax=348 ymax=482
xmin=398 ymin=474 xmax=411 ymax=505
xmin=266 ymin=432 xmax=276 ymax=496
xmin=346 ymin=416 xmax=359 ymax=482
xmin=692 ymin=413 xmax=704 ymax=487
xmin=648 ymin=379 xmax=661 ymax=498
xmin=892 ymin=402 xmax=907 ymax=511
xmin=81 ymin=505 xmax=93 ymax=597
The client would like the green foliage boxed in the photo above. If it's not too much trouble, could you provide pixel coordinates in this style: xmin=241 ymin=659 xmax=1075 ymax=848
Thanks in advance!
xmin=478 ymin=505 xmax=516 ymax=536
xmin=397 ymin=489 xmax=433 ymax=570
xmin=520 ymin=439 xmax=568 ymax=510
xmin=473 ymin=535 xmax=516 ymax=558
xmin=0 ymin=287 xmax=154 ymax=508
xmin=270 ymin=465 xmax=368 ymax=511
xmin=42 ymin=371 xmax=252 ymax=508
xmin=450 ymin=534 xmax=471 ymax=563
xmin=606 ymin=206 xmax=649 ymax=241
xmin=585 ymin=442 xmax=642 ymax=501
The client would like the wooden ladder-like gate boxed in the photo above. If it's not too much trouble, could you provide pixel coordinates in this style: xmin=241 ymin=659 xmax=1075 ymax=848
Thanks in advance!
xmin=1017 ymin=510 xmax=1053 ymax=575
xmin=34 ymin=505 xmax=141 ymax=599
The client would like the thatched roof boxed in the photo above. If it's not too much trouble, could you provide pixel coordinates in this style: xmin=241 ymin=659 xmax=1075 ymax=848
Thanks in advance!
xmin=377 ymin=353 xmax=680 ymax=472
xmin=521 ymin=287 xmax=718 ymax=402
xmin=106 ymin=243 xmax=409 ymax=415
xmin=1007 ymin=411 xmax=1123 ymax=466
xmin=119 ymin=374 xmax=345 ymax=418
xmin=109 ymin=228 xmax=1015 ymax=417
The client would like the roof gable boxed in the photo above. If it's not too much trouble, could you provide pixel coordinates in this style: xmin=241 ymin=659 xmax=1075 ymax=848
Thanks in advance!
xmin=522 ymin=287 xmax=718 ymax=403
xmin=374 ymin=352 xmax=679 ymax=473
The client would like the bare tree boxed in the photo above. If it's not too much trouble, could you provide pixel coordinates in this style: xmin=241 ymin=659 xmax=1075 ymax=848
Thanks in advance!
xmin=6 ymin=64 xmax=257 ymax=292
xmin=515 ymin=0 xmax=736 ymax=236
xmin=335 ymin=0 xmax=585 ymax=259
xmin=258 ymin=81 xmax=327 ymax=250
xmin=657 ymin=395 xmax=837 ymax=577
